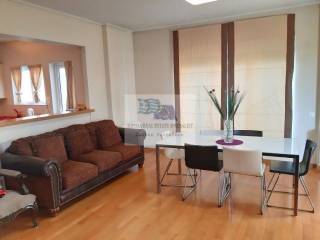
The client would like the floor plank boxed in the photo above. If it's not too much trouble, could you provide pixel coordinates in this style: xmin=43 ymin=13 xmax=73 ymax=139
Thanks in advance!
xmin=1 ymin=150 xmax=320 ymax=240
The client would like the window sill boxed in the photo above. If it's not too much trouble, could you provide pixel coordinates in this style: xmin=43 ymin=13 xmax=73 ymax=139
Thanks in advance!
xmin=13 ymin=103 xmax=47 ymax=106
xmin=0 ymin=109 xmax=94 ymax=128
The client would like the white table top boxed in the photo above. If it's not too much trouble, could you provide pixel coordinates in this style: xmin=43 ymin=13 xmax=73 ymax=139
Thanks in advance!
xmin=156 ymin=133 xmax=305 ymax=160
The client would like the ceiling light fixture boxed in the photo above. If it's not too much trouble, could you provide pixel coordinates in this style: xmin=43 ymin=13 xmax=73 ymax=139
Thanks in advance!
xmin=185 ymin=0 xmax=218 ymax=5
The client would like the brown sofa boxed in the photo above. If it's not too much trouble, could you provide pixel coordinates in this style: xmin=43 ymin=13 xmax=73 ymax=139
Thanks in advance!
xmin=0 ymin=120 xmax=146 ymax=215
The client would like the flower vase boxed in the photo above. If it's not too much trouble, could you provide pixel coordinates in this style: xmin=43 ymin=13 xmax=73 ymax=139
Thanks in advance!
xmin=224 ymin=119 xmax=234 ymax=143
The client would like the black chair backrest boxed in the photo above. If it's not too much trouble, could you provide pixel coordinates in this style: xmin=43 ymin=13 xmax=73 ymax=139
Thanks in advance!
xmin=300 ymin=139 xmax=317 ymax=176
xmin=184 ymin=144 xmax=221 ymax=171
xmin=234 ymin=130 xmax=263 ymax=137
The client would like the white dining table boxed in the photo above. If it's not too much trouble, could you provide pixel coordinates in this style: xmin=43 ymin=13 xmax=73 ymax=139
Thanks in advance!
xmin=155 ymin=132 xmax=305 ymax=216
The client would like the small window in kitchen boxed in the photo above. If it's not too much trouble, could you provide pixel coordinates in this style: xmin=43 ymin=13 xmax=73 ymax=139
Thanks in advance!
xmin=11 ymin=65 xmax=46 ymax=105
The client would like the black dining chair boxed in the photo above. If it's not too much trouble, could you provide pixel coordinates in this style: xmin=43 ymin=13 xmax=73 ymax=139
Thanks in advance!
xmin=234 ymin=130 xmax=263 ymax=137
xmin=266 ymin=139 xmax=317 ymax=212
xmin=183 ymin=144 xmax=226 ymax=206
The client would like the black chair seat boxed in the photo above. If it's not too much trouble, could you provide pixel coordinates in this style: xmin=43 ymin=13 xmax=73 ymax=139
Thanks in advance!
xmin=270 ymin=161 xmax=306 ymax=176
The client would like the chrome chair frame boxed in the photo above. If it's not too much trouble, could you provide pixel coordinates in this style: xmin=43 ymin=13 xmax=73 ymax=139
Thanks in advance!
xmin=266 ymin=173 xmax=315 ymax=213
xmin=182 ymin=144 xmax=224 ymax=206
xmin=0 ymin=169 xmax=38 ymax=228
xmin=160 ymin=158 xmax=197 ymax=188
xmin=266 ymin=139 xmax=317 ymax=213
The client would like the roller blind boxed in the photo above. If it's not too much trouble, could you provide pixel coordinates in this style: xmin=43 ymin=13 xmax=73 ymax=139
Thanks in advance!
xmin=176 ymin=15 xmax=292 ymax=136
xmin=234 ymin=16 xmax=287 ymax=137
xmin=178 ymin=25 xmax=222 ymax=133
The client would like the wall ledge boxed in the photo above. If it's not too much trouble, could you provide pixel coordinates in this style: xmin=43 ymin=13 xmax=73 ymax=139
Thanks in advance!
xmin=0 ymin=109 xmax=94 ymax=128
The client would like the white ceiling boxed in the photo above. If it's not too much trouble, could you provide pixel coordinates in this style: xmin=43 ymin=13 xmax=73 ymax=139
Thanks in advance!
xmin=21 ymin=0 xmax=320 ymax=31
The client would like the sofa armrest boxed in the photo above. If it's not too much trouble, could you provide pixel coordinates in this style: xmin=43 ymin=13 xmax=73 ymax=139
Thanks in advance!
xmin=1 ymin=153 xmax=62 ymax=212
xmin=118 ymin=127 xmax=146 ymax=146
xmin=1 ymin=153 xmax=60 ymax=178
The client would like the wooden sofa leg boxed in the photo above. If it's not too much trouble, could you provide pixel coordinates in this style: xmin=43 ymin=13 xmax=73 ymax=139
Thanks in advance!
xmin=138 ymin=162 xmax=144 ymax=168
xmin=49 ymin=207 xmax=60 ymax=217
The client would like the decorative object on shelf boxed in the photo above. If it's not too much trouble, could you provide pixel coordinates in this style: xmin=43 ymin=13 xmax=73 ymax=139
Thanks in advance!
xmin=13 ymin=109 xmax=23 ymax=118
xmin=206 ymin=87 xmax=245 ymax=143
xmin=0 ymin=109 xmax=23 ymax=121
xmin=27 ymin=108 xmax=35 ymax=116
xmin=76 ymin=103 xmax=87 ymax=111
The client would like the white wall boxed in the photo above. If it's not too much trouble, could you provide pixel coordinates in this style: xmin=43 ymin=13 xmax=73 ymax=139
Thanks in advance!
xmin=133 ymin=29 xmax=175 ymax=146
xmin=292 ymin=6 xmax=319 ymax=144
xmin=0 ymin=0 xmax=110 ymax=150
xmin=104 ymin=25 xmax=137 ymax=127
xmin=134 ymin=29 xmax=174 ymax=96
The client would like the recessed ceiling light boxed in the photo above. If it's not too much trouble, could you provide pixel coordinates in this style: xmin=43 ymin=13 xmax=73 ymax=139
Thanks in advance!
xmin=185 ymin=0 xmax=218 ymax=5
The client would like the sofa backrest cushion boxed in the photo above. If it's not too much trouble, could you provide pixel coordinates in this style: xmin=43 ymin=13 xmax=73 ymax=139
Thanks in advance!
xmin=31 ymin=135 xmax=68 ymax=164
xmin=96 ymin=120 xmax=122 ymax=149
xmin=65 ymin=129 xmax=95 ymax=159
xmin=7 ymin=139 xmax=33 ymax=156
xmin=85 ymin=123 xmax=99 ymax=148
xmin=54 ymin=124 xmax=86 ymax=137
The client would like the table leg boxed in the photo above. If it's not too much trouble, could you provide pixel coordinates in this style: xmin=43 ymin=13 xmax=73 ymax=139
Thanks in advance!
xmin=156 ymin=145 xmax=161 ymax=193
xmin=293 ymin=155 xmax=299 ymax=216
xmin=178 ymin=159 xmax=182 ymax=175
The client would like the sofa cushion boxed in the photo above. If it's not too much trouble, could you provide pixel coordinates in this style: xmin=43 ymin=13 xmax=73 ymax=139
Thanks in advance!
xmin=31 ymin=135 xmax=68 ymax=164
xmin=54 ymin=124 xmax=86 ymax=137
xmin=105 ymin=144 xmax=141 ymax=161
xmin=77 ymin=150 xmax=122 ymax=172
xmin=61 ymin=160 xmax=98 ymax=190
xmin=97 ymin=120 xmax=122 ymax=149
xmin=7 ymin=140 xmax=33 ymax=156
xmin=85 ymin=123 xmax=99 ymax=148
xmin=65 ymin=129 xmax=94 ymax=159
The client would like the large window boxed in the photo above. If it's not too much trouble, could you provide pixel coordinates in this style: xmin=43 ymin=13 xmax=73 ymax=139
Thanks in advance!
xmin=234 ymin=16 xmax=287 ymax=137
xmin=179 ymin=25 xmax=222 ymax=133
xmin=177 ymin=15 xmax=292 ymax=137
xmin=12 ymin=65 xmax=46 ymax=105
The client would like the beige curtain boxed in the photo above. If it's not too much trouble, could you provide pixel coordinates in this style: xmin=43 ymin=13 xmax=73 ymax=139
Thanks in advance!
xmin=64 ymin=61 xmax=75 ymax=109
xmin=11 ymin=67 xmax=22 ymax=103
xmin=29 ymin=64 xmax=42 ymax=103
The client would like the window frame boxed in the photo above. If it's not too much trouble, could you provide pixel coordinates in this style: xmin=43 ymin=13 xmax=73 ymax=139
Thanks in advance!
xmin=49 ymin=62 xmax=68 ymax=113
xmin=12 ymin=65 xmax=47 ymax=106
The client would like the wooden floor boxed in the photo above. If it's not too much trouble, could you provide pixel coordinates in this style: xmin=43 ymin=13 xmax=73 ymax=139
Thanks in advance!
xmin=2 ymin=149 xmax=320 ymax=240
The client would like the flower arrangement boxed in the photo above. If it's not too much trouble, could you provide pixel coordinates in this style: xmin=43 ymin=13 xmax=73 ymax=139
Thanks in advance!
xmin=206 ymin=87 xmax=245 ymax=142
xmin=206 ymin=88 xmax=244 ymax=121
